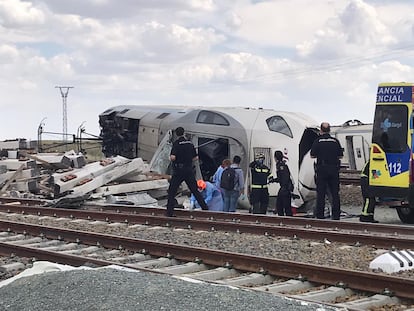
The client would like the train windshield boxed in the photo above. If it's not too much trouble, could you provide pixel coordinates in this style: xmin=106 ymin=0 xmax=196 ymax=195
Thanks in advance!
xmin=372 ymin=104 xmax=408 ymax=153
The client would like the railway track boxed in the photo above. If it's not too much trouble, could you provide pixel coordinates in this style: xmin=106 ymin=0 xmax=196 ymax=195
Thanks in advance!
xmin=1 ymin=202 xmax=413 ymax=248
xmin=1 ymin=197 xmax=414 ymax=309
xmin=0 ymin=219 xmax=413 ymax=310
xmin=340 ymin=170 xmax=361 ymax=185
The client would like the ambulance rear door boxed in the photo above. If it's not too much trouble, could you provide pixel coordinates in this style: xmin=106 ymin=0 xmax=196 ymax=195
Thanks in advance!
xmin=370 ymin=103 xmax=410 ymax=189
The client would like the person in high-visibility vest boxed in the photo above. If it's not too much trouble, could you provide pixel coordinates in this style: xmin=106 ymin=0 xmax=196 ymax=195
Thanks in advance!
xmin=249 ymin=153 xmax=272 ymax=214
xmin=360 ymin=160 xmax=378 ymax=223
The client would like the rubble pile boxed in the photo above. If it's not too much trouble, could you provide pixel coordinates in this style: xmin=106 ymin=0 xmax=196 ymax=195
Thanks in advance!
xmin=0 ymin=150 xmax=170 ymax=208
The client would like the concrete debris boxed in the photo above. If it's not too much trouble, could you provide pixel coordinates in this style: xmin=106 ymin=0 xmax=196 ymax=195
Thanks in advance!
xmin=93 ymin=179 xmax=169 ymax=197
xmin=104 ymin=193 xmax=159 ymax=206
xmin=0 ymin=159 xmax=36 ymax=170
xmin=0 ymin=150 xmax=172 ymax=208
xmin=24 ymin=150 xmax=86 ymax=169
xmin=369 ymin=250 xmax=414 ymax=273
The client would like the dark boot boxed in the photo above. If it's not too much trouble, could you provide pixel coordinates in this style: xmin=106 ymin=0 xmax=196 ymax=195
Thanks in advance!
xmin=359 ymin=215 xmax=378 ymax=223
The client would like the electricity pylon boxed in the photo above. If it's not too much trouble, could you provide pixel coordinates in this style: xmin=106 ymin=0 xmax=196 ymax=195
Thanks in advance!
xmin=55 ymin=86 xmax=74 ymax=141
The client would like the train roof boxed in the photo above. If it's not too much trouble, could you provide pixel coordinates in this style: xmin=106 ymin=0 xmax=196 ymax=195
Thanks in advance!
xmin=100 ymin=105 xmax=319 ymax=131
xmin=331 ymin=120 xmax=373 ymax=135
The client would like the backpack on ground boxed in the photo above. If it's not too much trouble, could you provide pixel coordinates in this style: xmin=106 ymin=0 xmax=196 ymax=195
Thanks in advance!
xmin=220 ymin=167 xmax=237 ymax=190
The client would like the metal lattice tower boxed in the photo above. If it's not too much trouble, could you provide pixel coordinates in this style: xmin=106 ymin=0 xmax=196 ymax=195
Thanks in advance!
xmin=55 ymin=86 xmax=74 ymax=141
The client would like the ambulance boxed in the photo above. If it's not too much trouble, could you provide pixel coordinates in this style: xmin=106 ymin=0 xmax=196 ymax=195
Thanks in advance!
xmin=369 ymin=82 xmax=414 ymax=223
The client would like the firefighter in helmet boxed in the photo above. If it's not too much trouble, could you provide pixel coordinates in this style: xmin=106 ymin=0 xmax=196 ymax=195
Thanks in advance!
xmin=249 ymin=153 xmax=272 ymax=214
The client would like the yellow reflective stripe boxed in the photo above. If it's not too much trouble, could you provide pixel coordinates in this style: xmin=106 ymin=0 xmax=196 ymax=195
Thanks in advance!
xmin=254 ymin=168 xmax=270 ymax=173
xmin=251 ymin=185 xmax=268 ymax=189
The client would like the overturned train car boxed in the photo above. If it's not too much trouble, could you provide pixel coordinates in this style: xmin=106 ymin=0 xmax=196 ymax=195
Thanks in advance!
xmin=99 ymin=106 xmax=320 ymax=209
xmin=330 ymin=120 xmax=372 ymax=171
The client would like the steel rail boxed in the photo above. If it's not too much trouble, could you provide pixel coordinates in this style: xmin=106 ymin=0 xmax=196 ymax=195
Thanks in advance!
xmin=2 ymin=202 xmax=414 ymax=237
xmin=0 ymin=220 xmax=412 ymax=299
xmin=0 ymin=205 xmax=413 ymax=249
xmin=89 ymin=204 xmax=414 ymax=236
xmin=0 ymin=197 xmax=47 ymax=206
xmin=0 ymin=242 xmax=155 ymax=274
xmin=339 ymin=177 xmax=361 ymax=185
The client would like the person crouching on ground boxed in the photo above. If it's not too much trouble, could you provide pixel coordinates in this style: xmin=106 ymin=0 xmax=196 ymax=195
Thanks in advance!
xmin=190 ymin=180 xmax=224 ymax=211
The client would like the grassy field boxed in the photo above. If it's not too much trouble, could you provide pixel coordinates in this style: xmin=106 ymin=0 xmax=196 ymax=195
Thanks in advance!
xmin=39 ymin=140 xmax=104 ymax=162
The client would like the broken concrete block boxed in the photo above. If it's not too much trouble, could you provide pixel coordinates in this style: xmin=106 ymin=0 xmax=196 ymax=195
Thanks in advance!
xmin=52 ymin=156 xmax=129 ymax=195
xmin=52 ymin=156 xmax=144 ymax=197
xmin=105 ymin=193 xmax=158 ymax=206
xmin=69 ymin=157 xmax=145 ymax=197
xmin=71 ymin=156 xmax=86 ymax=168
xmin=94 ymin=179 xmax=169 ymax=196
xmin=31 ymin=154 xmax=72 ymax=169
xmin=0 ymin=159 xmax=37 ymax=170
xmin=0 ymin=168 xmax=41 ymax=186
xmin=0 ymin=165 xmax=7 ymax=174
xmin=9 ymin=180 xmax=38 ymax=192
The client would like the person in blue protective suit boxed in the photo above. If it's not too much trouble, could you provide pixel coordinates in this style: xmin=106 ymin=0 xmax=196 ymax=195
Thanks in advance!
xmin=190 ymin=180 xmax=224 ymax=211
xmin=212 ymin=158 xmax=231 ymax=199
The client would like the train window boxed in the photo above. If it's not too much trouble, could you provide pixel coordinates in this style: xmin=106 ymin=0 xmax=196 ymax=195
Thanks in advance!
xmin=372 ymin=105 xmax=408 ymax=153
xmin=266 ymin=116 xmax=293 ymax=138
xmin=157 ymin=113 xmax=170 ymax=119
xmin=196 ymin=111 xmax=229 ymax=126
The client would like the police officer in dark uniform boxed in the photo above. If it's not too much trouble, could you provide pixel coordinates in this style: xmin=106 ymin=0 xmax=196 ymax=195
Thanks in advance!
xmin=360 ymin=160 xmax=378 ymax=223
xmin=310 ymin=122 xmax=343 ymax=220
xmin=273 ymin=150 xmax=293 ymax=216
xmin=249 ymin=153 xmax=272 ymax=214
xmin=166 ymin=127 xmax=208 ymax=217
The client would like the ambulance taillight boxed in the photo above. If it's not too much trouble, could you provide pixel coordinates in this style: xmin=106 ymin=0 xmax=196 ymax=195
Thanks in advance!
xmin=372 ymin=145 xmax=382 ymax=154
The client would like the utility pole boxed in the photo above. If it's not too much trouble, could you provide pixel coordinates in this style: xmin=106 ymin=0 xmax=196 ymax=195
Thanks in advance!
xmin=37 ymin=117 xmax=47 ymax=153
xmin=55 ymin=86 xmax=74 ymax=141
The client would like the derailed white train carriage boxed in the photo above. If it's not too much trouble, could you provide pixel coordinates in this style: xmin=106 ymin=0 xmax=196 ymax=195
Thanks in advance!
xmin=99 ymin=105 xmax=320 ymax=209
xmin=330 ymin=120 xmax=373 ymax=171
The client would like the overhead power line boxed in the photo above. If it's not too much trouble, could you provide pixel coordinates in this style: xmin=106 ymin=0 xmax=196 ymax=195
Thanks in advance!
xmin=236 ymin=43 xmax=414 ymax=84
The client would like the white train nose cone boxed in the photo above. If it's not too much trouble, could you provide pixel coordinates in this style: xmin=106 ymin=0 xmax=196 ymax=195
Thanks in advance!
xmin=297 ymin=151 xmax=317 ymax=209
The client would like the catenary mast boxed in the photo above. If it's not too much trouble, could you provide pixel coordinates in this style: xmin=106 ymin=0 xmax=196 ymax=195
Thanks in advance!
xmin=55 ymin=86 xmax=74 ymax=141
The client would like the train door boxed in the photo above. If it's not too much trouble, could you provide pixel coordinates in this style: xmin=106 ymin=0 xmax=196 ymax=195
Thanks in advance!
xmin=197 ymin=137 xmax=229 ymax=181
xmin=346 ymin=135 xmax=367 ymax=170
xmin=370 ymin=104 xmax=410 ymax=190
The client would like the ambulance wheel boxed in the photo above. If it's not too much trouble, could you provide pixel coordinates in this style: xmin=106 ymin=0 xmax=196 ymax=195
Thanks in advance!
xmin=396 ymin=206 xmax=414 ymax=224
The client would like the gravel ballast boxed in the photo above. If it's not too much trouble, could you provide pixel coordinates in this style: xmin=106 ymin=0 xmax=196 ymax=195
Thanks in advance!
xmin=0 ymin=267 xmax=340 ymax=311
xmin=0 ymin=185 xmax=411 ymax=310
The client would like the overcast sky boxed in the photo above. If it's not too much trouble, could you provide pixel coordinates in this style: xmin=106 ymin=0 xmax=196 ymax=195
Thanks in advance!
xmin=1 ymin=0 xmax=414 ymax=141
